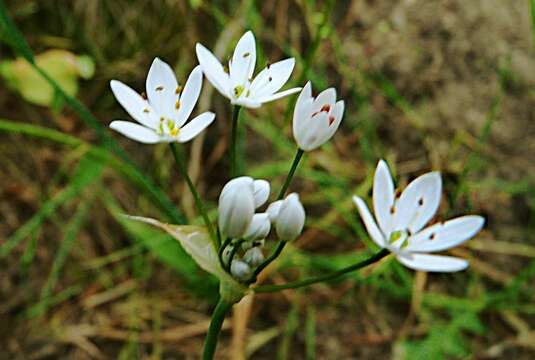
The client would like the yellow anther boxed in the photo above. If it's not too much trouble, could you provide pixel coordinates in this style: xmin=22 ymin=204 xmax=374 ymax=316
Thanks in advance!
xmin=233 ymin=85 xmax=244 ymax=98
xmin=175 ymin=85 xmax=183 ymax=95
xmin=175 ymin=100 xmax=181 ymax=110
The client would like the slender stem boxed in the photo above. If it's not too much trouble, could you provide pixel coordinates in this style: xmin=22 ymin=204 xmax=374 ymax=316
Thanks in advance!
xmin=230 ymin=105 xmax=242 ymax=177
xmin=277 ymin=148 xmax=304 ymax=200
xmin=253 ymin=249 xmax=389 ymax=293
xmin=169 ymin=143 xmax=217 ymax=246
xmin=202 ymin=298 xmax=233 ymax=360
xmin=248 ymin=240 xmax=286 ymax=284
xmin=226 ymin=239 xmax=245 ymax=272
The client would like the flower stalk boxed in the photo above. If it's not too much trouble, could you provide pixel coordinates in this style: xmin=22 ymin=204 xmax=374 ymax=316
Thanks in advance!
xmin=169 ymin=143 xmax=217 ymax=246
xmin=254 ymin=248 xmax=390 ymax=293
xmin=230 ymin=105 xmax=242 ymax=177
xmin=202 ymin=298 xmax=233 ymax=360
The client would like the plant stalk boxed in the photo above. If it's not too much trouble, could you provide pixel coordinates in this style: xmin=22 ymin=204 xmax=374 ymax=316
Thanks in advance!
xmin=202 ymin=298 xmax=233 ymax=360
xmin=169 ymin=143 xmax=217 ymax=246
xmin=253 ymin=248 xmax=389 ymax=293
xmin=230 ymin=105 xmax=242 ymax=177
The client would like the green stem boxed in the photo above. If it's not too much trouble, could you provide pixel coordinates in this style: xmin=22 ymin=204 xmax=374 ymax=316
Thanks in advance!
xmin=169 ymin=143 xmax=217 ymax=246
xmin=230 ymin=105 xmax=242 ymax=177
xmin=253 ymin=249 xmax=390 ymax=293
xmin=202 ymin=298 xmax=233 ymax=360
xmin=277 ymin=148 xmax=304 ymax=200
xmin=226 ymin=239 xmax=245 ymax=272
xmin=248 ymin=240 xmax=286 ymax=283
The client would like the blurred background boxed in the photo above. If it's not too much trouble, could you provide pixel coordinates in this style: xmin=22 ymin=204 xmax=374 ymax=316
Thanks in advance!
xmin=1 ymin=0 xmax=535 ymax=359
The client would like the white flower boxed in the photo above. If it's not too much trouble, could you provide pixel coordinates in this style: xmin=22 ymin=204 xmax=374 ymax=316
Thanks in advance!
xmin=275 ymin=193 xmax=306 ymax=242
xmin=218 ymin=177 xmax=270 ymax=238
xmin=293 ymin=82 xmax=344 ymax=151
xmin=110 ymin=58 xmax=215 ymax=144
xmin=353 ymin=160 xmax=485 ymax=272
xmin=243 ymin=213 xmax=271 ymax=241
xmin=196 ymin=31 xmax=301 ymax=108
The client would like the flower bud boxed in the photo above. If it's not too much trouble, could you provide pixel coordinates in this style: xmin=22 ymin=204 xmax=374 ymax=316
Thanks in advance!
xmin=221 ymin=245 xmax=234 ymax=266
xmin=218 ymin=177 xmax=255 ymax=238
xmin=243 ymin=247 xmax=264 ymax=267
xmin=275 ymin=193 xmax=306 ymax=242
xmin=253 ymin=180 xmax=270 ymax=208
xmin=293 ymin=82 xmax=344 ymax=151
xmin=230 ymin=260 xmax=252 ymax=281
xmin=244 ymin=213 xmax=271 ymax=240
xmin=266 ymin=200 xmax=283 ymax=223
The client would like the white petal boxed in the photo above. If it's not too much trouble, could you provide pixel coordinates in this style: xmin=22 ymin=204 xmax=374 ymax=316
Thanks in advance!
xmin=312 ymin=88 xmax=336 ymax=113
xmin=176 ymin=65 xmax=203 ymax=127
xmin=146 ymin=58 xmax=179 ymax=119
xmin=196 ymin=43 xmax=231 ymax=98
xmin=321 ymin=99 xmax=344 ymax=143
xmin=406 ymin=216 xmax=485 ymax=252
xmin=230 ymin=31 xmax=256 ymax=87
xmin=292 ymin=82 xmax=314 ymax=137
xmin=299 ymin=111 xmax=331 ymax=151
xmin=393 ymin=172 xmax=442 ymax=234
xmin=109 ymin=121 xmax=162 ymax=144
xmin=255 ymin=87 xmax=302 ymax=104
xmin=232 ymin=97 xmax=263 ymax=108
xmin=253 ymin=179 xmax=270 ymax=208
xmin=352 ymin=196 xmax=386 ymax=248
xmin=397 ymin=253 xmax=469 ymax=272
xmin=110 ymin=80 xmax=158 ymax=129
xmin=266 ymin=200 xmax=283 ymax=223
xmin=177 ymin=112 xmax=215 ymax=143
xmin=373 ymin=160 xmax=395 ymax=238
xmin=249 ymin=58 xmax=296 ymax=98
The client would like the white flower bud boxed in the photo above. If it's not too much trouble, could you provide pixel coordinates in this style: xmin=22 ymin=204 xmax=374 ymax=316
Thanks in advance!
xmin=266 ymin=200 xmax=283 ymax=223
xmin=218 ymin=177 xmax=255 ymax=238
xmin=275 ymin=193 xmax=306 ymax=242
xmin=253 ymin=180 xmax=270 ymax=208
xmin=293 ymin=82 xmax=344 ymax=151
xmin=230 ymin=260 xmax=252 ymax=281
xmin=243 ymin=213 xmax=271 ymax=240
xmin=243 ymin=247 xmax=264 ymax=267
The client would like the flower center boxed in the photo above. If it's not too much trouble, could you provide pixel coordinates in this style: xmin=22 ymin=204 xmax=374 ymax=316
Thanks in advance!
xmin=158 ymin=117 xmax=180 ymax=137
xmin=233 ymin=85 xmax=245 ymax=98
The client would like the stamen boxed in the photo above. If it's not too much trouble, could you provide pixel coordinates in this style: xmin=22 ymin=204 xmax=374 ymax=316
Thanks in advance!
xmin=329 ymin=116 xmax=335 ymax=125
xmin=233 ymin=85 xmax=244 ymax=98
xmin=243 ymin=52 xmax=250 ymax=58
xmin=268 ymin=76 xmax=272 ymax=81
xmin=170 ymin=128 xmax=179 ymax=136
xmin=143 ymin=108 xmax=150 ymax=113
xmin=166 ymin=119 xmax=174 ymax=131
xmin=175 ymin=86 xmax=183 ymax=95
xmin=141 ymin=92 xmax=147 ymax=100
xmin=155 ymin=86 xmax=164 ymax=92
xmin=175 ymin=100 xmax=181 ymax=110
xmin=395 ymin=189 xmax=402 ymax=199
xmin=390 ymin=206 xmax=396 ymax=214
xmin=429 ymin=233 xmax=436 ymax=240
xmin=223 ymin=65 xmax=230 ymax=74
xmin=320 ymin=104 xmax=331 ymax=112
xmin=418 ymin=198 xmax=424 ymax=206
xmin=266 ymin=62 xmax=271 ymax=69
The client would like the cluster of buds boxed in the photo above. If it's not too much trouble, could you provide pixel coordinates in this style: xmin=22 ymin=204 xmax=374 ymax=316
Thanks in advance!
xmin=217 ymin=177 xmax=305 ymax=282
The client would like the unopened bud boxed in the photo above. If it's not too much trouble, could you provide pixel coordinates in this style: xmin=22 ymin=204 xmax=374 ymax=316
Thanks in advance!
xmin=275 ymin=193 xmax=305 ymax=242
xmin=244 ymin=213 xmax=271 ymax=240
xmin=253 ymin=180 xmax=270 ymax=208
xmin=218 ymin=177 xmax=255 ymax=238
xmin=230 ymin=260 xmax=252 ymax=281
xmin=266 ymin=200 xmax=283 ymax=223
xmin=243 ymin=247 xmax=264 ymax=267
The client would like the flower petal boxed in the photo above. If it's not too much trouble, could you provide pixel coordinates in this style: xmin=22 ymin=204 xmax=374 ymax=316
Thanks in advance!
xmin=312 ymin=87 xmax=336 ymax=113
xmin=353 ymin=196 xmax=386 ymax=247
xmin=253 ymin=179 xmax=270 ymax=208
xmin=176 ymin=65 xmax=203 ymax=127
xmin=229 ymin=31 xmax=256 ymax=87
xmin=406 ymin=215 xmax=485 ymax=252
xmin=146 ymin=58 xmax=179 ymax=119
xmin=373 ymin=160 xmax=395 ymax=238
xmin=109 ymin=121 xmax=162 ymax=144
xmin=196 ymin=43 xmax=231 ymax=98
xmin=177 ymin=112 xmax=215 ymax=143
xmin=293 ymin=82 xmax=314 ymax=136
xmin=397 ymin=253 xmax=469 ymax=272
xmin=321 ymin=99 xmax=344 ymax=143
xmin=255 ymin=87 xmax=302 ymax=104
xmin=110 ymin=80 xmax=158 ymax=129
xmin=249 ymin=58 xmax=296 ymax=98
xmin=393 ymin=172 xmax=442 ymax=234
xmin=232 ymin=97 xmax=263 ymax=108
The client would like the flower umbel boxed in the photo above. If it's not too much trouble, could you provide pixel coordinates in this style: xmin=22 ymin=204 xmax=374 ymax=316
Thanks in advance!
xmin=196 ymin=31 xmax=301 ymax=108
xmin=353 ymin=160 xmax=485 ymax=272
xmin=110 ymin=58 xmax=215 ymax=143
xmin=293 ymin=81 xmax=345 ymax=151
